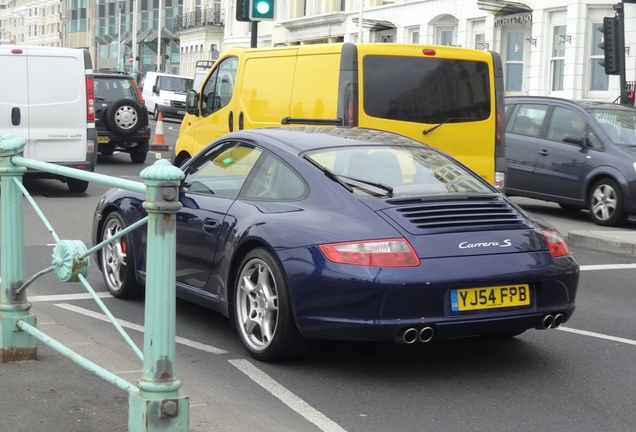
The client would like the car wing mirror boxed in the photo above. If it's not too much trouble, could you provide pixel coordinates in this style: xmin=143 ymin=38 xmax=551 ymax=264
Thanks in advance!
xmin=563 ymin=134 xmax=585 ymax=146
xmin=186 ymin=89 xmax=199 ymax=116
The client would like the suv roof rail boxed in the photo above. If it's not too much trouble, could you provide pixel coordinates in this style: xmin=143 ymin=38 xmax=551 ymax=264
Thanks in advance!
xmin=95 ymin=69 xmax=131 ymax=75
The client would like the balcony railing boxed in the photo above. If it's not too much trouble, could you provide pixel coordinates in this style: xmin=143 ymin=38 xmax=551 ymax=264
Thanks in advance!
xmin=174 ymin=7 xmax=224 ymax=32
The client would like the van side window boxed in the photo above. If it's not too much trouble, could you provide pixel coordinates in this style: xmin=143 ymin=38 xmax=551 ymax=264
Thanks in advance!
xmin=201 ymin=56 xmax=238 ymax=118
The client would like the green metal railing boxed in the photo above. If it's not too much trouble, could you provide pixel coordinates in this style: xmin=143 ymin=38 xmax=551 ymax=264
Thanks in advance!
xmin=0 ymin=134 xmax=189 ymax=431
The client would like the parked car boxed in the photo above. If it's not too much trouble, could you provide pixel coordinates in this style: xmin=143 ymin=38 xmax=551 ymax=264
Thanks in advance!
xmin=505 ymin=96 xmax=636 ymax=226
xmin=94 ymin=70 xmax=150 ymax=164
xmin=92 ymin=127 xmax=579 ymax=362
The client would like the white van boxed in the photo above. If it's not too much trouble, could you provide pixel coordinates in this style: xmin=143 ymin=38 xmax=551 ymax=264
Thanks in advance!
xmin=0 ymin=45 xmax=98 ymax=192
xmin=142 ymin=72 xmax=193 ymax=120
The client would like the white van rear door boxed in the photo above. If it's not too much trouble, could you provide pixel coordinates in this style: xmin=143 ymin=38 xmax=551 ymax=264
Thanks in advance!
xmin=0 ymin=46 xmax=29 ymax=149
xmin=24 ymin=47 xmax=88 ymax=162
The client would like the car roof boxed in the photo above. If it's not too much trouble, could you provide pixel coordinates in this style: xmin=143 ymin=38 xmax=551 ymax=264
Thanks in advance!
xmin=504 ymin=95 xmax=630 ymax=111
xmin=227 ymin=127 xmax=426 ymax=154
xmin=94 ymin=70 xmax=134 ymax=78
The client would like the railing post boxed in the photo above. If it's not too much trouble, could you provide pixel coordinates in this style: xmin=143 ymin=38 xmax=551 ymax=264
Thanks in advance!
xmin=0 ymin=134 xmax=37 ymax=363
xmin=129 ymin=160 xmax=189 ymax=431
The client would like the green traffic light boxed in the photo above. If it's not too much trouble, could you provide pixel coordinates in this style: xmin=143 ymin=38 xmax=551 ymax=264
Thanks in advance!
xmin=255 ymin=1 xmax=270 ymax=14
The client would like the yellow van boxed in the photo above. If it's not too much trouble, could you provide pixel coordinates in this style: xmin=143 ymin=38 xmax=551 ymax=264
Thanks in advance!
xmin=174 ymin=42 xmax=505 ymax=188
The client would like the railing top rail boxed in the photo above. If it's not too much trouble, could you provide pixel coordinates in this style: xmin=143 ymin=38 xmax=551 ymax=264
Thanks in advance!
xmin=12 ymin=155 xmax=147 ymax=194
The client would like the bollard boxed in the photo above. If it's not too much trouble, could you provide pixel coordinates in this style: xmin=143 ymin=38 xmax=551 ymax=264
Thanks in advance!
xmin=0 ymin=134 xmax=37 ymax=362
xmin=129 ymin=159 xmax=190 ymax=431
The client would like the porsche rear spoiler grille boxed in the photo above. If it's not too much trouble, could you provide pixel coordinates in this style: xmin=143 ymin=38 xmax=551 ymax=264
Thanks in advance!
xmin=386 ymin=195 xmax=527 ymax=231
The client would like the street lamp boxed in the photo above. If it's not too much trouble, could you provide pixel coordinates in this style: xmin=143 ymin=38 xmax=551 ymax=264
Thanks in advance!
xmin=116 ymin=0 xmax=125 ymax=71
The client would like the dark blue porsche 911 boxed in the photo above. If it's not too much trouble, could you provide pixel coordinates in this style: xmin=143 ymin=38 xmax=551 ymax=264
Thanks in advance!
xmin=92 ymin=127 xmax=579 ymax=362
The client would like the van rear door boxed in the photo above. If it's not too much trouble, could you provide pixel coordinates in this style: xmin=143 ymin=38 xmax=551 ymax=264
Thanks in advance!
xmin=22 ymin=47 xmax=91 ymax=163
xmin=0 ymin=46 xmax=29 ymax=148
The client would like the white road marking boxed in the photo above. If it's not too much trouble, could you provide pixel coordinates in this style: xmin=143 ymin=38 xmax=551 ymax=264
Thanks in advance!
xmin=229 ymin=359 xmax=348 ymax=432
xmin=30 ymin=292 xmax=111 ymax=302
xmin=557 ymin=326 xmax=636 ymax=346
xmin=53 ymin=303 xmax=228 ymax=355
xmin=580 ymin=263 xmax=636 ymax=271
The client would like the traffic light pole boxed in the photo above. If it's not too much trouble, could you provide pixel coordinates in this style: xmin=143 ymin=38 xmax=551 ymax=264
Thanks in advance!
xmin=251 ymin=21 xmax=258 ymax=48
xmin=615 ymin=2 xmax=628 ymax=105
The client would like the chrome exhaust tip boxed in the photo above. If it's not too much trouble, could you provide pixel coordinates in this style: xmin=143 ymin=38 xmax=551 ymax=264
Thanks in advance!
xmin=553 ymin=313 xmax=564 ymax=328
xmin=396 ymin=327 xmax=419 ymax=344
xmin=419 ymin=327 xmax=434 ymax=343
xmin=536 ymin=314 xmax=554 ymax=330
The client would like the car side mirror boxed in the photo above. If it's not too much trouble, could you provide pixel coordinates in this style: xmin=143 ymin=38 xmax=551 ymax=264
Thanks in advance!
xmin=152 ymin=84 xmax=159 ymax=94
xmin=186 ymin=89 xmax=199 ymax=116
xmin=563 ymin=134 xmax=585 ymax=146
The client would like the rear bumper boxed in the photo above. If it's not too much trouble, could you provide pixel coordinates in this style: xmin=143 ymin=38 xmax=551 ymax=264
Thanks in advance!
xmin=157 ymin=105 xmax=186 ymax=119
xmin=279 ymin=247 xmax=579 ymax=342
xmin=97 ymin=126 xmax=151 ymax=152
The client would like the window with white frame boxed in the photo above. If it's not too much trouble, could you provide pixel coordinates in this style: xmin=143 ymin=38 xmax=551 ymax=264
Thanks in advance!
xmin=505 ymin=32 xmax=524 ymax=92
xmin=475 ymin=33 xmax=486 ymax=50
xmin=590 ymin=22 xmax=609 ymax=91
xmin=408 ymin=27 xmax=420 ymax=44
xmin=550 ymin=25 xmax=566 ymax=91
xmin=438 ymin=26 xmax=454 ymax=46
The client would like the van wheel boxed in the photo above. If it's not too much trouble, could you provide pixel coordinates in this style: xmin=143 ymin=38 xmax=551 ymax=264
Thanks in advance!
xmin=106 ymin=99 xmax=143 ymax=136
xmin=67 ymin=178 xmax=89 ymax=193
xmin=130 ymin=151 xmax=147 ymax=164
xmin=588 ymin=178 xmax=627 ymax=226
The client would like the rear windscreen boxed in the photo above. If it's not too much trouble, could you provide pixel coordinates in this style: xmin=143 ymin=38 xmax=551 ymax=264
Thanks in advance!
xmin=363 ymin=56 xmax=491 ymax=124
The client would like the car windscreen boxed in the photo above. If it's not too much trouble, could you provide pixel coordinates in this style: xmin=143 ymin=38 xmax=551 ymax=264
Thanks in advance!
xmin=305 ymin=145 xmax=492 ymax=197
xmin=363 ymin=56 xmax=491 ymax=124
xmin=588 ymin=107 xmax=636 ymax=145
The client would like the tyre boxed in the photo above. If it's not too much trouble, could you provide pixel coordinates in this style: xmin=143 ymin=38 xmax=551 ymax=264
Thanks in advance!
xmin=130 ymin=150 xmax=147 ymax=164
xmin=105 ymin=99 xmax=143 ymax=136
xmin=588 ymin=178 xmax=627 ymax=227
xmin=67 ymin=178 xmax=89 ymax=193
xmin=99 ymin=212 xmax=144 ymax=299
xmin=234 ymin=248 xmax=314 ymax=362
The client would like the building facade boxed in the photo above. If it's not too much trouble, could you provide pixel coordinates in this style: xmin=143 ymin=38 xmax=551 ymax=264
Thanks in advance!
xmin=1 ymin=0 xmax=634 ymax=102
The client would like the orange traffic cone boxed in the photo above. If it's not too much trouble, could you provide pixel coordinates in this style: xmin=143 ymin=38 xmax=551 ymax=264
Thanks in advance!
xmin=151 ymin=112 xmax=169 ymax=151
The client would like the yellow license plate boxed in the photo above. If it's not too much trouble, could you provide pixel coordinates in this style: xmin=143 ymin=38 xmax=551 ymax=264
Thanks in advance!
xmin=450 ymin=284 xmax=530 ymax=311
xmin=98 ymin=136 xmax=109 ymax=143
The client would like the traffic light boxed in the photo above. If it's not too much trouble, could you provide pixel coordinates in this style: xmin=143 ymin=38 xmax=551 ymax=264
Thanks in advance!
xmin=236 ymin=0 xmax=251 ymax=22
xmin=249 ymin=0 xmax=275 ymax=21
xmin=597 ymin=17 xmax=620 ymax=75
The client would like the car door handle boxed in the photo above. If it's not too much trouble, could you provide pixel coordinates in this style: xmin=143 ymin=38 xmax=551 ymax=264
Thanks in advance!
xmin=11 ymin=107 xmax=21 ymax=126
xmin=538 ymin=149 xmax=549 ymax=156
xmin=202 ymin=219 xmax=220 ymax=233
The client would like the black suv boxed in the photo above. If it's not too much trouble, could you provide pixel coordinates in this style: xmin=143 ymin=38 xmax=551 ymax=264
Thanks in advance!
xmin=94 ymin=70 xmax=150 ymax=163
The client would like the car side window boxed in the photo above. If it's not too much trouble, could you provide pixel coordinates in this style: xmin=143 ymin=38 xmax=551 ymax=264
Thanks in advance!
xmin=547 ymin=107 xmax=586 ymax=143
xmin=182 ymin=141 xmax=263 ymax=199
xmin=243 ymin=153 xmax=307 ymax=200
xmin=200 ymin=56 xmax=237 ymax=118
xmin=508 ymin=104 xmax=548 ymax=137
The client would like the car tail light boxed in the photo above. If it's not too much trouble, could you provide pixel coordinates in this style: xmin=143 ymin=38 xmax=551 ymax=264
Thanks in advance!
xmin=86 ymin=76 xmax=95 ymax=121
xmin=319 ymin=238 xmax=420 ymax=267
xmin=543 ymin=229 xmax=570 ymax=257
xmin=133 ymin=80 xmax=144 ymax=104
